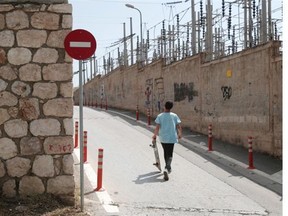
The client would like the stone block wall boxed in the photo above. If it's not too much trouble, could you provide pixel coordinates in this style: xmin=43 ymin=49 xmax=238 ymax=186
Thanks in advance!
xmin=0 ymin=2 xmax=74 ymax=203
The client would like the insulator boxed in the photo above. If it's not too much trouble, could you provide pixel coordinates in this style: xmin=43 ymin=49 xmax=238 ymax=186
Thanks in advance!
xmin=228 ymin=18 xmax=231 ymax=30
xmin=177 ymin=14 xmax=180 ymax=32
xmin=222 ymin=0 xmax=225 ymax=17
xmin=176 ymin=15 xmax=180 ymax=40
xmin=202 ymin=26 xmax=205 ymax=38
xmin=253 ymin=0 xmax=256 ymax=18
xmin=136 ymin=36 xmax=139 ymax=56
xmin=187 ymin=24 xmax=189 ymax=42
xmin=147 ymin=30 xmax=150 ymax=49
xmin=228 ymin=3 xmax=232 ymax=30
xmin=228 ymin=29 xmax=230 ymax=40
xmin=157 ymin=38 xmax=160 ymax=54
xmin=254 ymin=27 xmax=257 ymax=45
xmin=161 ymin=29 xmax=165 ymax=41
xmin=178 ymin=38 xmax=180 ymax=54
xmin=200 ymin=0 xmax=203 ymax=25
xmin=162 ymin=21 xmax=166 ymax=42
xmin=275 ymin=23 xmax=277 ymax=40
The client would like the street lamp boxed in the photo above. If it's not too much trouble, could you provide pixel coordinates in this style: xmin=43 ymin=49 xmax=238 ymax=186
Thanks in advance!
xmin=125 ymin=3 xmax=143 ymax=65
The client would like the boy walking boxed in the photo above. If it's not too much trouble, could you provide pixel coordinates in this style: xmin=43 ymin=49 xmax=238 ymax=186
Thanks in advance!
xmin=152 ymin=101 xmax=182 ymax=181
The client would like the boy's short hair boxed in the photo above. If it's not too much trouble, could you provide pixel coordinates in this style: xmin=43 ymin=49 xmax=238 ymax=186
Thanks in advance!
xmin=165 ymin=101 xmax=173 ymax=110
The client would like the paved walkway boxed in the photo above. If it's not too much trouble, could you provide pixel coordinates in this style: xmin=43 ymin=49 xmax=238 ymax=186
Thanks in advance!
xmin=95 ymin=106 xmax=282 ymax=196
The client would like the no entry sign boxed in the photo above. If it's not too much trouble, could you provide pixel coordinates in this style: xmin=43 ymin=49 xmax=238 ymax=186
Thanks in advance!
xmin=64 ymin=29 xmax=96 ymax=60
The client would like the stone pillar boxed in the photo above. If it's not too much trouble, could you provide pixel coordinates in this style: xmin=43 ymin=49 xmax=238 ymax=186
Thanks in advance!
xmin=0 ymin=0 xmax=74 ymax=204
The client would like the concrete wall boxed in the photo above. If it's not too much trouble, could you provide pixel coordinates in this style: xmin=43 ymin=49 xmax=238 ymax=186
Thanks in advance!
xmin=0 ymin=2 xmax=74 ymax=203
xmin=75 ymin=41 xmax=282 ymax=158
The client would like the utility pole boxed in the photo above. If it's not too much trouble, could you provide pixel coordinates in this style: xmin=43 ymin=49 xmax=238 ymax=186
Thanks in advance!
xmin=130 ymin=17 xmax=133 ymax=65
xmin=191 ymin=0 xmax=196 ymax=55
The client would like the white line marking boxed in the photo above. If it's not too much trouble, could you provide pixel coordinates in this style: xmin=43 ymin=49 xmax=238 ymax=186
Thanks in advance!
xmin=74 ymin=148 xmax=119 ymax=213
xmin=70 ymin=41 xmax=91 ymax=48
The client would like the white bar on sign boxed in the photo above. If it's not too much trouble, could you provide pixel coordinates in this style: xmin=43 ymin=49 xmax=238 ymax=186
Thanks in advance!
xmin=70 ymin=41 xmax=91 ymax=48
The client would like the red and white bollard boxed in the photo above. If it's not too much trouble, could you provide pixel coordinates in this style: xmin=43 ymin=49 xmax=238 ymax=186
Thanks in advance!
xmin=83 ymin=131 xmax=88 ymax=163
xmin=96 ymin=148 xmax=105 ymax=191
xmin=208 ymin=124 xmax=213 ymax=151
xmin=147 ymin=108 xmax=151 ymax=126
xmin=74 ymin=121 xmax=79 ymax=148
xmin=136 ymin=105 xmax=139 ymax=121
xmin=247 ymin=136 xmax=255 ymax=169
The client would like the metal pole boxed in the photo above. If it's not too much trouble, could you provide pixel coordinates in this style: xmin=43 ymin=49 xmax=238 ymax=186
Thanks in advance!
xmin=93 ymin=54 xmax=96 ymax=77
xmin=79 ymin=60 xmax=84 ymax=211
xmin=138 ymin=9 xmax=143 ymax=65
xmin=125 ymin=4 xmax=143 ymax=66
xmin=244 ymin=0 xmax=248 ymax=48
xmin=123 ymin=22 xmax=128 ymax=66
xmin=191 ymin=0 xmax=196 ymax=55
xmin=206 ymin=0 xmax=213 ymax=60
xmin=261 ymin=0 xmax=267 ymax=43
xmin=130 ymin=17 xmax=134 ymax=65
xmin=248 ymin=0 xmax=253 ymax=47
xmin=90 ymin=57 xmax=92 ymax=79
xmin=197 ymin=12 xmax=201 ymax=52
xmin=268 ymin=0 xmax=272 ymax=40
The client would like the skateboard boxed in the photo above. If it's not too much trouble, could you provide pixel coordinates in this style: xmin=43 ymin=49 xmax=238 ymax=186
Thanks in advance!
xmin=150 ymin=139 xmax=162 ymax=172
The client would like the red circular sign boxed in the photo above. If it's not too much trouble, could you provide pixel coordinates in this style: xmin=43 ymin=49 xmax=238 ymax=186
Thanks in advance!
xmin=64 ymin=29 xmax=97 ymax=60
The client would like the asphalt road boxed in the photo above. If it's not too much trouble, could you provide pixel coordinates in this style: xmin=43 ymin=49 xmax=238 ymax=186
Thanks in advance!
xmin=73 ymin=106 xmax=282 ymax=216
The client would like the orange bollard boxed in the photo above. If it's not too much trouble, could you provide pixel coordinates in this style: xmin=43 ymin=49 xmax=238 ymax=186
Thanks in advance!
xmin=83 ymin=131 xmax=88 ymax=163
xmin=208 ymin=124 xmax=213 ymax=151
xmin=74 ymin=121 xmax=78 ymax=148
xmin=247 ymin=136 xmax=255 ymax=169
xmin=147 ymin=108 xmax=151 ymax=126
xmin=96 ymin=148 xmax=105 ymax=191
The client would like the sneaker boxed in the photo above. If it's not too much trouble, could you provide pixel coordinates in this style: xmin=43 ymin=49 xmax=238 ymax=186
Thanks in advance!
xmin=167 ymin=168 xmax=172 ymax=174
xmin=163 ymin=170 xmax=169 ymax=181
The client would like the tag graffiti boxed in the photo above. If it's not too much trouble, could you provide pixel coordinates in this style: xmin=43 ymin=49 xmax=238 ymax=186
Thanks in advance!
xmin=221 ymin=86 xmax=232 ymax=100
xmin=174 ymin=82 xmax=198 ymax=102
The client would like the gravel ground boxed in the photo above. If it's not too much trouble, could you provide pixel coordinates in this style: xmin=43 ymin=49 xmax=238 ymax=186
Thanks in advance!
xmin=0 ymin=194 xmax=90 ymax=216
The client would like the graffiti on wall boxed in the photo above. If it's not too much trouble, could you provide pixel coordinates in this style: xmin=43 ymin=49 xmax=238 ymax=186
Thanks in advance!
xmin=144 ymin=78 xmax=153 ymax=107
xmin=221 ymin=86 xmax=232 ymax=100
xmin=174 ymin=82 xmax=198 ymax=102
xmin=154 ymin=77 xmax=165 ymax=111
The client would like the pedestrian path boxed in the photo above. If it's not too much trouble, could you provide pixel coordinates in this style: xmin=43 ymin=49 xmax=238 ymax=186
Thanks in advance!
xmin=74 ymin=106 xmax=282 ymax=215
xmin=94 ymin=106 xmax=282 ymax=196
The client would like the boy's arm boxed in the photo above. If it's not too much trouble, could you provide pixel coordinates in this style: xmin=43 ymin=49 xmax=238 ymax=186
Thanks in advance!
xmin=152 ymin=124 xmax=160 ymax=140
xmin=177 ymin=124 xmax=182 ymax=139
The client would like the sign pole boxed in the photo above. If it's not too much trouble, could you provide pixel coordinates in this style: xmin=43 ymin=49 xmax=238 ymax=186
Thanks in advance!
xmin=64 ymin=29 xmax=96 ymax=212
xmin=79 ymin=60 xmax=84 ymax=211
